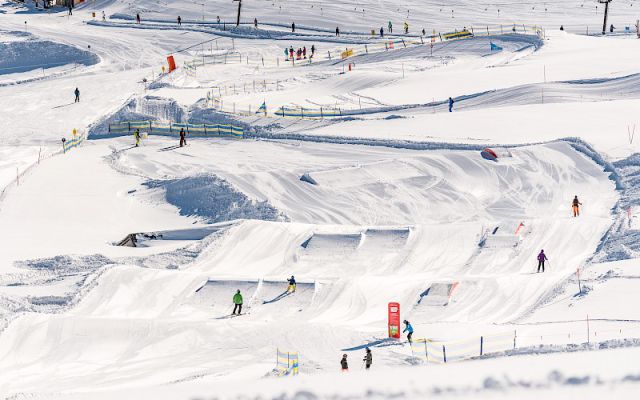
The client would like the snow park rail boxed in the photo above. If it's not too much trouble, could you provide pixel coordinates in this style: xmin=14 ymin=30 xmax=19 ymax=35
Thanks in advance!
xmin=108 ymin=121 xmax=244 ymax=139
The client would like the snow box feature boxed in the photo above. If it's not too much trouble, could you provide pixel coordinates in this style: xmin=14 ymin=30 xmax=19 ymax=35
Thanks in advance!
xmin=418 ymin=282 xmax=459 ymax=306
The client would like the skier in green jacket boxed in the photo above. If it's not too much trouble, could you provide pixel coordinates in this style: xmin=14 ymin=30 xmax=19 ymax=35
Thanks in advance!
xmin=232 ymin=290 xmax=243 ymax=315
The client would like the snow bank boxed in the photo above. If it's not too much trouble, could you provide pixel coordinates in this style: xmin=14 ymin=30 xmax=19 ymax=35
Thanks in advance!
xmin=0 ymin=30 xmax=98 ymax=76
xmin=141 ymin=175 xmax=287 ymax=224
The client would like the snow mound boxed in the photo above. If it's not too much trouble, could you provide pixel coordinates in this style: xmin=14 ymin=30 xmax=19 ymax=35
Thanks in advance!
xmin=0 ymin=30 xmax=98 ymax=75
xmin=142 ymin=175 xmax=287 ymax=223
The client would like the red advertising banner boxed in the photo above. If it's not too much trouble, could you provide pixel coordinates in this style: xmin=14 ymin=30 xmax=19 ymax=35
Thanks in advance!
xmin=388 ymin=302 xmax=400 ymax=338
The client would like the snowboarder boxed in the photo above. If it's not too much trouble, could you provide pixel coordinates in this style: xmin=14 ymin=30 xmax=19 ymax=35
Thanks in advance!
xmin=134 ymin=129 xmax=140 ymax=147
xmin=380 ymin=27 xmax=384 ymax=37
xmin=388 ymin=21 xmax=393 ymax=33
xmin=537 ymin=250 xmax=548 ymax=273
xmin=340 ymin=354 xmax=348 ymax=371
xmin=136 ymin=13 xmax=141 ymax=24
xmin=179 ymin=128 xmax=186 ymax=147
xmin=296 ymin=48 xmax=302 ymax=60
xmin=572 ymin=196 xmax=582 ymax=217
xmin=403 ymin=320 xmax=414 ymax=343
xmin=311 ymin=44 xmax=315 ymax=57
xmin=287 ymin=276 xmax=296 ymax=293
xmin=448 ymin=97 xmax=454 ymax=112
xmin=363 ymin=348 xmax=372 ymax=369
xmin=74 ymin=87 xmax=80 ymax=103
xmin=302 ymin=46 xmax=307 ymax=59
xmin=291 ymin=22 xmax=295 ymax=32
xmin=177 ymin=16 xmax=182 ymax=26
xmin=254 ymin=18 xmax=258 ymax=28
xmin=284 ymin=48 xmax=289 ymax=59
xmin=232 ymin=289 xmax=243 ymax=315
xmin=289 ymin=47 xmax=294 ymax=60
xmin=404 ymin=22 xmax=409 ymax=34
xmin=336 ymin=26 xmax=340 ymax=36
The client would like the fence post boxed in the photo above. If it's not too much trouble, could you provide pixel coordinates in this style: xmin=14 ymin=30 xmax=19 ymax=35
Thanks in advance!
xmin=203 ymin=124 xmax=207 ymax=135
xmin=424 ymin=340 xmax=428 ymax=362
xmin=128 ymin=122 xmax=131 ymax=133
xmin=287 ymin=352 xmax=290 ymax=369
xmin=169 ymin=123 xmax=172 ymax=133
xmin=587 ymin=315 xmax=590 ymax=344
xmin=365 ymin=44 xmax=368 ymax=53
xmin=301 ymin=107 xmax=304 ymax=119
xmin=480 ymin=336 xmax=483 ymax=356
xmin=108 ymin=124 xmax=111 ymax=133
xmin=442 ymin=345 xmax=447 ymax=363
xmin=320 ymin=107 xmax=323 ymax=119
xmin=149 ymin=120 xmax=152 ymax=132
xmin=513 ymin=330 xmax=517 ymax=349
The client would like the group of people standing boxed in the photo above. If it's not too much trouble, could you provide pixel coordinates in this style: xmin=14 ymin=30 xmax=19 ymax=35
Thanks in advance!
xmin=285 ymin=45 xmax=316 ymax=61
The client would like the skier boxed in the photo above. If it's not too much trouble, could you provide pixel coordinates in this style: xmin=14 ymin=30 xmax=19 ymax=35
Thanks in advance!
xmin=388 ymin=21 xmax=393 ymax=33
xmin=254 ymin=18 xmax=258 ymax=28
xmin=610 ymin=24 xmax=615 ymax=33
xmin=177 ymin=16 xmax=182 ymax=26
xmin=448 ymin=97 xmax=454 ymax=112
xmin=340 ymin=354 xmax=348 ymax=371
xmin=310 ymin=44 xmax=315 ymax=57
xmin=537 ymin=250 xmax=548 ymax=273
xmin=403 ymin=320 xmax=414 ymax=343
xmin=422 ymin=28 xmax=426 ymax=36
xmin=284 ymin=48 xmax=289 ymax=59
xmin=102 ymin=11 xmax=106 ymax=21
xmin=363 ymin=348 xmax=372 ymax=370
xmin=572 ymin=195 xmax=582 ymax=217
xmin=67 ymin=3 xmax=72 ymax=15
xmin=232 ymin=289 xmax=243 ymax=315
xmin=217 ymin=16 xmax=221 ymax=23
xmin=74 ymin=87 xmax=80 ymax=103
xmin=404 ymin=21 xmax=409 ymax=34
xmin=136 ymin=13 xmax=141 ymax=24
xmin=289 ymin=46 xmax=294 ymax=60
xmin=560 ymin=25 xmax=564 ymax=31
xmin=380 ymin=27 xmax=384 ymax=37
xmin=336 ymin=26 xmax=340 ymax=36
xmin=287 ymin=275 xmax=296 ymax=293
xmin=296 ymin=48 xmax=302 ymax=60
xmin=179 ymin=127 xmax=186 ymax=147
xmin=134 ymin=129 xmax=141 ymax=147
xmin=302 ymin=46 xmax=307 ymax=59
xmin=291 ymin=22 xmax=295 ymax=32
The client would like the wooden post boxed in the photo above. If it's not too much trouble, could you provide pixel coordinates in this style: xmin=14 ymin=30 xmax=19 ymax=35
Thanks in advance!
xmin=480 ymin=336 xmax=484 ymax=356
xmin=442 ymin=345 xmax=447 ymax=363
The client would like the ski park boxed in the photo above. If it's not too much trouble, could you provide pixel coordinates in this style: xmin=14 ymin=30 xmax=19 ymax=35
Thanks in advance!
xmin=2 ymin=0 xmax=640 ymax=398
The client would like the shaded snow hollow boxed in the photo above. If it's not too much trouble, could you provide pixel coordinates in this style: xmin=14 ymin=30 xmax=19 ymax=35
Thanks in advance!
xmin=143 ymin=175 xmax=287 ymax=223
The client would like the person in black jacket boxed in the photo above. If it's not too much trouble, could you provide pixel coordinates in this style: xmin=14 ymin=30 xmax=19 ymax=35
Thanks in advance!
xmin=179 ymin=128 xmax=186 ymax=147
xmin=340 ymin=354 xmax=348 ymax=371
xmin=363 ymin=348 xmax=372 ymax=369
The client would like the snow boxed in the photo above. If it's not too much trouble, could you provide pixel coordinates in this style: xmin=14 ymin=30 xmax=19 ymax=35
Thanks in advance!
xmin=1 ymin=0 xmax=640 ymax=398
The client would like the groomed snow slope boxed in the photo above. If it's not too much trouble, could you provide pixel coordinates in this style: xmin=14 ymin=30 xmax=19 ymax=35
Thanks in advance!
xmin=0 ymin=137 xmax=618 ymax=395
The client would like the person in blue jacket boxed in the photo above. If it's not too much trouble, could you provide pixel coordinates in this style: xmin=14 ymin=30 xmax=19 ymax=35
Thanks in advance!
xmin=448 ymin=97 xmax=454 ymax=112
xmin=403 ymin=320 xmax=414 ymax=343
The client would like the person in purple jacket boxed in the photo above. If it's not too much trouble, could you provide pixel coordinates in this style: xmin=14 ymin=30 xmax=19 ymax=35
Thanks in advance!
xmin=537 ymin=250 xmax=548 ymax=273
